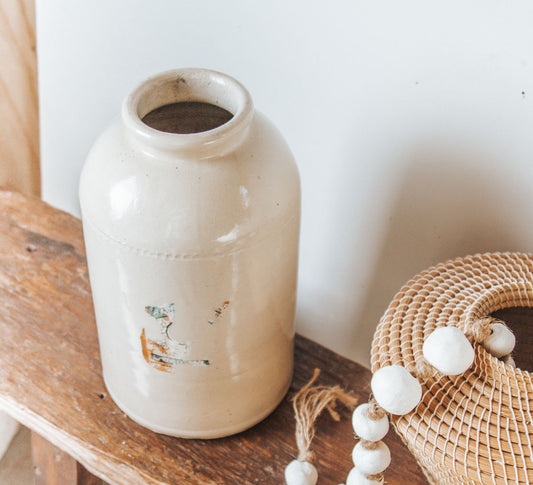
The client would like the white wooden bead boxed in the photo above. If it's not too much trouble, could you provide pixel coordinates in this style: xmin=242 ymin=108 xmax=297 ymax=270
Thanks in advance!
xmin=485 ymin=322 xmax=515 ymax=358
xmin=504 ymin=355 xmax=516 ymax=367
xmin=285 ymin=460 xmax=318 ymax=485
xmin=351 ymin=440 xmax=391 ymax=475
xmin=371 ymin=365 xmax=422 ymax=415
xmin=423 ymin=326 xmax=474 ymax=375
xmin=346 ymin=467 xmax=383 ymax=485
xmin=352 ymin=403 xmax=389 ymax=441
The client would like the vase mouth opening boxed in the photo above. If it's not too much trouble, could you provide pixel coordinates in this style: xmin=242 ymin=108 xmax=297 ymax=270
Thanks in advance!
xmin=122 ymin=68 xmax=254 ymax=156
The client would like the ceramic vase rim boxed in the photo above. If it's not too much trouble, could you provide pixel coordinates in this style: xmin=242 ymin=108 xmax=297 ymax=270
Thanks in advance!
xmin=121 ymin=68 xmax=254 ymax=157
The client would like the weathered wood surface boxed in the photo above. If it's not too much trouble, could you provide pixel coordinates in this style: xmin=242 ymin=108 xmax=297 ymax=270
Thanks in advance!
xmin=0 ymin=0 xmax=40 ymax=196
xmin=0 ymin=190 xmax=428 ymax=484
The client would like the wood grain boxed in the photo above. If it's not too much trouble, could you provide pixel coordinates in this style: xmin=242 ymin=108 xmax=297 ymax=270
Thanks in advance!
xmin=0 ymin=190 xmax=428 ymax=484
xmin=0 ymin=0 xmax=40 ymax=196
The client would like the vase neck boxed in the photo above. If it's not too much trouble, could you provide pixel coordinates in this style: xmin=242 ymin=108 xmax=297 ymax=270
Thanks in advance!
xmin=121 ymin=68 xmax=254 ymax=159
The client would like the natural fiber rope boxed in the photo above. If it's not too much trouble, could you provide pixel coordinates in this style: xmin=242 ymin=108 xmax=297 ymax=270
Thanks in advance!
xmin=467 ymin=316 xmax=496 ymax=344
xmin=359 ymin=439 xmax=382 ymax=450
xmin=371 ymin=252 xmax=533 ymax=484
xmin=367 ymin=397 xmax=387 ymax=420
xmin=414 ymin=356 xmax=438 ymax=381
xmin=292 ymin=368 xmax=358 ymax=462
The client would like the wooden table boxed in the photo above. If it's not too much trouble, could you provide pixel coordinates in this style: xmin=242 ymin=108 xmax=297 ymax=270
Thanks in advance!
xmin=0 ymin=190 xmax=428 ymax=484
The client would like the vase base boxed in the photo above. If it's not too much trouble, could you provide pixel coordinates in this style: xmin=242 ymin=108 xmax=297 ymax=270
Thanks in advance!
xmin=102 ymin=373 xmax=292 ymax=439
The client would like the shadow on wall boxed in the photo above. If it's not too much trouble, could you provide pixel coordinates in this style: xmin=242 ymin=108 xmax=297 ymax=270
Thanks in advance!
xmin=349 ymin=144 xmax=526 ymax=364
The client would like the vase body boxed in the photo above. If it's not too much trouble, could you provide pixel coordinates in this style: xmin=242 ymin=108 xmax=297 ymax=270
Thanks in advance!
xmin=79 ymin=69 xmax=300 ymax=438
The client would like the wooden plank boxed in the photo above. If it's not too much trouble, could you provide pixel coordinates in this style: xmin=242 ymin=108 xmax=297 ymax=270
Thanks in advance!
xmin=0 ymin=189 xmax=428 ymax=484
xmin=0 ymin=0 xmax=40 ymax=196
xmin=32 ymin=431 xmax=78 ymax=485
xmin=32 ymin=432 xmax=105 ymax=485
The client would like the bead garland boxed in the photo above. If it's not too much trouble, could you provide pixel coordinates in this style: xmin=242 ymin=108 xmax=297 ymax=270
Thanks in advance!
xmin=338 ymin=318 xmax=516 ymax=485
xmin=284 ymin=317 xmax=516 ymax=485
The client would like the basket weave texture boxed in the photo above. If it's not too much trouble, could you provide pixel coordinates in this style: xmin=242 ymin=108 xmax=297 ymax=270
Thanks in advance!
xmin=371 ymin=252 xmax=533 ymax=484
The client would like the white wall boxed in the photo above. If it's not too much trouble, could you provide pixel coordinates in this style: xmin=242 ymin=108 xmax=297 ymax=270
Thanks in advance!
xmin=37 ymin=0 xmax=533 ymax=365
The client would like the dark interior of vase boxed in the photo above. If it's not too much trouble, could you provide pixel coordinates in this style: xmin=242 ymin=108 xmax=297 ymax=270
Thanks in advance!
xmin=491 ymin=307 xmax=533 ymax=371
xmin=141 ymin=101 xmax=234 ymax=134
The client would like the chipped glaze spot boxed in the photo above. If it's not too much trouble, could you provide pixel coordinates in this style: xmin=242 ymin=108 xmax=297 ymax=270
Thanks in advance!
xmin=140 ymin=303 xmax=210 ymax=372
xmin=208 ymin=301 xmax=230 ymax=324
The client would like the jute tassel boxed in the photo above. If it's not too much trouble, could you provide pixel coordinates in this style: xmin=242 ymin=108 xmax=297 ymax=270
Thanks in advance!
xmin=292 ymin=368 xmax=359 ymax=462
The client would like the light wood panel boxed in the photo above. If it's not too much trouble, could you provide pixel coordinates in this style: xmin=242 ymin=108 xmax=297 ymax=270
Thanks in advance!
xmin=0 ymin=0 xmax=40 ymax=196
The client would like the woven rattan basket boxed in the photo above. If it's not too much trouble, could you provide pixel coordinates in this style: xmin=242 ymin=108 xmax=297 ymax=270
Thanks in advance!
xmin=371 ymin=252 xmax=533 ymax=484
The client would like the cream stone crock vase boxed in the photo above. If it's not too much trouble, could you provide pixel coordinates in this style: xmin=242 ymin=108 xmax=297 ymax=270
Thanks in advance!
xmin=79 ymin=68 xmax=300 ymax=438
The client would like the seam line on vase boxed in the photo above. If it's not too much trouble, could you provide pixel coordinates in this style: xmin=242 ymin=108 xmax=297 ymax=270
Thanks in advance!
xmin=82 ymin=212 xmax=298 ymax=261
